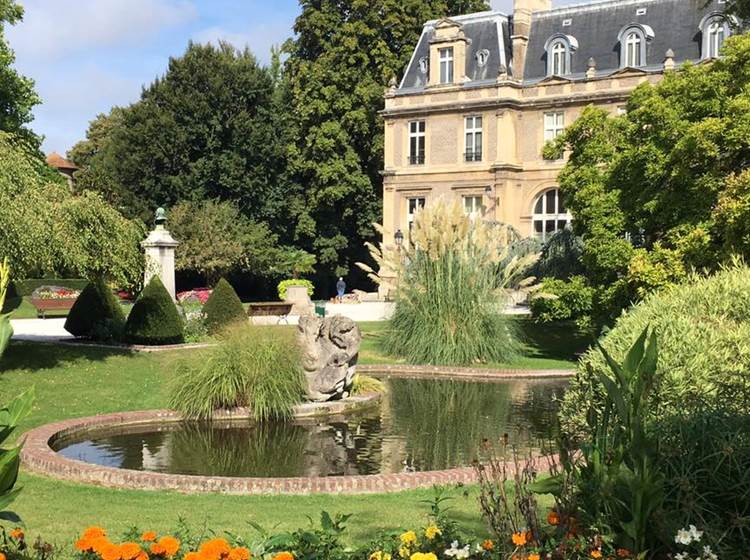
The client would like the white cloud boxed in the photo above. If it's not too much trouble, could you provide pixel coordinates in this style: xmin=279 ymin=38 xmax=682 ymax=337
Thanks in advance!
xmin=8 ymin=0 xmax=198 ymax=61
xmin=191 ymin=22 xmax=291 ymax=64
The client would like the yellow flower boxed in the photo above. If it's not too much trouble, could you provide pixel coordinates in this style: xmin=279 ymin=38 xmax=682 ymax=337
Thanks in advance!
xmin=400 ymin=531 xmax=417 ymax=546
xmin=369 ymin=552 xmax=392 ymax=560
xmin=398 ymin=546 xmax=410 ymax=559
xmin=424 ymin=526 xmax=441 ymax=540
xmin=410 ymin=554 xmax=437 ymax=560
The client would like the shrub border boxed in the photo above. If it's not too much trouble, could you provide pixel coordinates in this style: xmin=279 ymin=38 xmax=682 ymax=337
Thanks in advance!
xmin=20 ymin=366 xmax=568 ymax=495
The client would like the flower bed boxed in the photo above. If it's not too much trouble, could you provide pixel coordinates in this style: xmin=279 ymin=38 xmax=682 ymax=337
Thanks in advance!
xmin=30 ymin=286 xmax=82 ymax=318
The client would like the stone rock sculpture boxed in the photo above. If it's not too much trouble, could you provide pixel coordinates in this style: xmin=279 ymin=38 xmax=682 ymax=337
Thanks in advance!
xmin=297 ymin=315 xmax=361 ymax=402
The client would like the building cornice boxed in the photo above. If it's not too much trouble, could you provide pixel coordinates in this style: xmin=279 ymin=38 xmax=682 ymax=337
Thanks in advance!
xmin=381 ymin=88 xmax=634 ymax=119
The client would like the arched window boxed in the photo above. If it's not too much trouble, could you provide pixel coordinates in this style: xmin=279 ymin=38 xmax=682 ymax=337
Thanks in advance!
xmin=701 ymin=15 xmax=731 ymax=59
xmin=545 ymin=34 xmax=577 ymax=77
xmin=618 ymin=25 xmax=653 ymax=68
xmin=531 ymin=188 xmax=572 ymax=242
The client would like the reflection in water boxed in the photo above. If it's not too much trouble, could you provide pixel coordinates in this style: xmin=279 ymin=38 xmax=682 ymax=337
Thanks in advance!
xmin=55 ymin=377 xmax=566 ymax=477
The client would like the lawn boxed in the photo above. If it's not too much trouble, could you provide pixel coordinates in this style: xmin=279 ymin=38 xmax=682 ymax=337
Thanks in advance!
xmin=0 ymin=319 xmax=583 ymax=552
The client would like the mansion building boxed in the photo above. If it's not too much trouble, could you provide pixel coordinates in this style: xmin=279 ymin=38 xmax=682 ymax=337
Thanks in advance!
xmin=381 ymin=0 xmax=733 ymax=245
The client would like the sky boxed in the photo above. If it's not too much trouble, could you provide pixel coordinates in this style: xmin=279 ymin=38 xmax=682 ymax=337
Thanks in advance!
xmin=7 ymin=0 xmax=582 ymax=155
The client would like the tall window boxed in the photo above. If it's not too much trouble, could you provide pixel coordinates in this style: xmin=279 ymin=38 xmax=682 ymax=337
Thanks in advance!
xmin=409 ymin=121 xmax=425 ymax=165
xmin=544 ymin=112 xmax=565 ymax=142
xmin=439 ymin=47 xmax=454 ymax=84
xmin=618 ymin=24 xmax=650 ymax=68
xmin=407 ymin=197 xmax=426 ymax=239
xmin=463 ymin=195 xmax=484 ymax=220
xmin=549 ymin=40 xmax=569 ymax=75
xmin=465 ymin=116 xmax=482 ymax=162
xmin=704 ymin=17 xmax=729 ymax=59
xmin=532 ymin=188 xmax=572 ymax=242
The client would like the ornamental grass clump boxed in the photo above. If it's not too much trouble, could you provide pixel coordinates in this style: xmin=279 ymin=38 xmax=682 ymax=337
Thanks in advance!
xmin=370 ymin=199 xmax=537 ymax=366
xmin=170 ymin=324 xmax=305 ymax=421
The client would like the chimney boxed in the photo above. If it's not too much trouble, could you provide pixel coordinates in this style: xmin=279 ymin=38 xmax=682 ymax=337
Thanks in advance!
xmin=511 ymin=0 xmax=552 ymax=80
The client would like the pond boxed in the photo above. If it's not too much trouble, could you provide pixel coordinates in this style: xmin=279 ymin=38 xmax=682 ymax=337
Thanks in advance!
xmin=53 ymin=377 xmax=567 ymax=478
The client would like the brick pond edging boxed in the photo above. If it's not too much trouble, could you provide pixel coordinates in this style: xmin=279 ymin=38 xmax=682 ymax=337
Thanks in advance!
xmin=357 ymin=364 xmax=575 ymax=381
xmin=20 ymin=384 xmax=556 ymax=495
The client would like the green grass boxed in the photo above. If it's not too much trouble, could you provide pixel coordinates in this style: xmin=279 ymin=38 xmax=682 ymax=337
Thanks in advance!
xmin=0 ymin=319 xmax=583 ymax=550
xmin=359 ymin=317 xmax=590 ymax=370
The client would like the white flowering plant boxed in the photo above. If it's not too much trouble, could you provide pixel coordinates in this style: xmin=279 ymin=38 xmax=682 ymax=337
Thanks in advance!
xmin=672 ymin=526 xmax=718 ymax=560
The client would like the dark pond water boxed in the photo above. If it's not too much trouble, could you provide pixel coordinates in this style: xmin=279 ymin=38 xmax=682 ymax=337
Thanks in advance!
xmin=54 ymin=377 xmax=567 ymax=478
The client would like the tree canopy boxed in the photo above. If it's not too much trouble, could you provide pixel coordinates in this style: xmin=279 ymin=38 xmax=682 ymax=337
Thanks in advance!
xmin=546 ymin=32 xmax=750 ymax=323
xmin=0 ymin=132 xmax=144 ymax=286
xmin=0 ymin=1 xmax=39 ymax=145
xmin=283 ymin=0 xmax=490 ymax=279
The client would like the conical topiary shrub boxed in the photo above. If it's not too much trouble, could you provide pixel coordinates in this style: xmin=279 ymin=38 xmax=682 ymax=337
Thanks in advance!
xmin=124 ymin=276 xmax=184 ymax=345
xmin=203 ymin=278 xmax=246 ymax=334
xmin=64 ymin=279 xmax=125 ymax=340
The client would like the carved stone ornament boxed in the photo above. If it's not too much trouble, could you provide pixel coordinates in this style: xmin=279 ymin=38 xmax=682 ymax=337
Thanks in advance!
xmin=297 ymin=315 xmax=362 ymax=402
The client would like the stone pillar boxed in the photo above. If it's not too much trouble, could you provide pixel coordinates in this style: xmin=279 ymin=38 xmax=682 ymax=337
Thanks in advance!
xmin=141 ymin=208 xmax=179 ymax=300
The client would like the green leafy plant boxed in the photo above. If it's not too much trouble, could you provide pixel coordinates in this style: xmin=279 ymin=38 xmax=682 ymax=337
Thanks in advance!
xmin=0 ymin=388 xmax=34 ymax=523
xmin=124 ymin=276 xmax=184 ymax=345
xmin=169 ymin=324 xmax=305 ymax=422
xmin=64 ymin=279 xmax=125 ymax=341
xmin=351 ymin=374 xmax=386 ymax=396
xmin=530 ymin=276 xmax=594 ymax=327
xmin=277 ymin=279 xmax=314 ymax=301
xmin=537 ymin=327 xmax=664 ymax=555
xmin=0 ymin=258 xmax=12 ymax=358
xmin=202 ymin=278 xmax=245 ymax=335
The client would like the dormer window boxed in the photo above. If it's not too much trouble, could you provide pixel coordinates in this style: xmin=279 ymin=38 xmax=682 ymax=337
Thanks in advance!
xmin=439 ymin=47 xmax=454 ymax=84
xmin=418 ymin=56 xmax=429 ymax=74
xmin=618 ymin=25 xmax=653 ymax=68
xmin=545 ymin=34 xmax=577 ymax=77
xmin=701 ymin=15 xmax=731 ymax=59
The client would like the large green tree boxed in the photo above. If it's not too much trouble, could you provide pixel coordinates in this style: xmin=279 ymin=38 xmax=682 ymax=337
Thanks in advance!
xmin=283 ymin=0 xmax=490 ymax=281
xmin=71 ymin=42 xmax=290 ymax=227
xmin=0 ymin=132 xmax=144 ymax=286
xmin=0 ymin=1 xmax=39 ymax=144
xmin=546 ymin=32 xmax=750 ymax=324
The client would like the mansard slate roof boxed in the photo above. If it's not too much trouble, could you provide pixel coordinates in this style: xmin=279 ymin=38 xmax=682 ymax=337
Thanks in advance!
xmin=399 ymin=11 xmax=511 ymax=91
xmin=524 ymin=0 xmax=728 ymax=82
xmin=397 ymin=0 xmax=728 ymax=92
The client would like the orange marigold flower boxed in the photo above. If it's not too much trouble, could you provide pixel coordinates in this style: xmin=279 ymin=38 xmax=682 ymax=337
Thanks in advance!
xmin=529 ymin=554 xmax=541 ymax=560
xmin=547 ymin=511 xmax=560 ymax=526
xmin=141 ymin=532 xmax=157 ymax=543
xmin=228 ymin=547 xmax=250 ymax=560
xmin=92 ymin=537 xmax=112 ymax=555
xmin=185 ymin=553 xmax=201 ymax=560
xmin=75 ymin=538 xmax=92 ymax=552
xmin=511 ymin=532 xmax=527 ymax=546
xmin=271 ymin=553 xmax=294 ymax=560
xmin=136 ymin=552 xmax=149 ymax=560
xmin=83 ymin=527 xmax=107 ymax=540
xmin=616 ymin=549 xmax=631 ymax=558
xmin=102 ymin=542 xmax=123 ymax=560
xmin=150 ymin=543 xmax=166 ymax=556
xmin=481 ymin=540 xmax=494 ymax=552
xmin=0 ymin=552 xmax=6 ymax=560
xmin=199 ymin=538 xmax=232 ymax=560
xmin=590 ymin=551 xmax=603 ymax=559
xmin=157 ymin=536 xmax=180 ymax=557
xmin=121 ymin=543 xmax=143 ymax=560
xmin=10 ymin=528 xmax=24 ymax=540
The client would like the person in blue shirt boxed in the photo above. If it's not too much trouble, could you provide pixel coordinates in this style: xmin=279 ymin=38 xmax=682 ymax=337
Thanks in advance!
xmin=336 ymin=277 xmax=346 ymax=302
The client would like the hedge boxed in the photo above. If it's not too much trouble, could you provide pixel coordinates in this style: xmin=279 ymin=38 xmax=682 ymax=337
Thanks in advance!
xmin=124 ymin=276 xmax=184 ymax=345
xmin=203 ymin=278 xmax=245 ymax=334
xmin=64 ymin=280 xmax=125 ymax=340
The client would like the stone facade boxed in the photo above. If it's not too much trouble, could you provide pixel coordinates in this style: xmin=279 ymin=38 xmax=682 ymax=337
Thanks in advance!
xmin=381 ymin=0 xmax=731 ymax=249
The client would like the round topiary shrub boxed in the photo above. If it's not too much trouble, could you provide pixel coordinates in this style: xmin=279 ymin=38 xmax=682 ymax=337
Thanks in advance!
xmin=560 ymin=265 xmax=750 ymax=433
xmin=64 ymin=279 xmax=125 ymax=341
xmin=124 ymin=276 xmax=184 ymax=345
xmin=203 ymin=278 xmax=245 ymax=334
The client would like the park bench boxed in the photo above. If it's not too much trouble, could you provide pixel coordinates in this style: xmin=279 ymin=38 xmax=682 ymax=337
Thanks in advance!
xmin=247 ymin=302 xmax=294 ymax=324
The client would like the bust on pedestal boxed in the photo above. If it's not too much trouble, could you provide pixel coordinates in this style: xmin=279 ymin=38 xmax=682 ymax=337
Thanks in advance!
xmin=142 ymin=208 xmax=179 ymax=300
